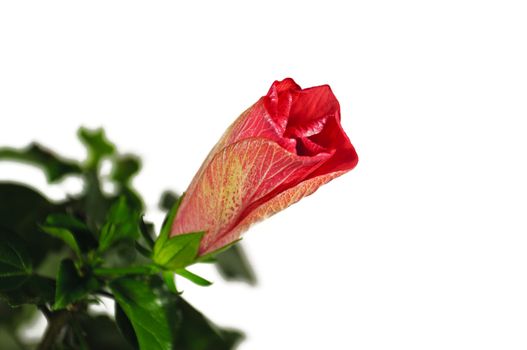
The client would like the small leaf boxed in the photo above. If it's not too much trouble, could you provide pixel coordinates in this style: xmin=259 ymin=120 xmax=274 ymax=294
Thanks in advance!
xmin=0 ymin=143 xmax=82 ymax=183
xmin=175 ymin=268 xmax=212 ymax=287
xmin=153 ymin=232 xmax=203 ymax=271
xmin=111 ymin=155 xmax=141 ymax=186
xmin=214 ymin=244 xmax=256 ymax=285
xmin=53 ymin=259 xmax=100 ymax=310
xmin=78 ymin=127 xmax=116 ymax=169
xmin=42 ymin=213 xmax=98 ymax=253
xmin=40 ymin=226 xmax=82 ymax=258
xmin=110 ymin=277 xmax=172 ymax=350
xmin=99 ymin=197 xmax=141 ymax=252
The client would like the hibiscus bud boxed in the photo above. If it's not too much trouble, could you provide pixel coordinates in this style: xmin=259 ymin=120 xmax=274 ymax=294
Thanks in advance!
xmin=171 ymin=78 xmax=358 ymax=255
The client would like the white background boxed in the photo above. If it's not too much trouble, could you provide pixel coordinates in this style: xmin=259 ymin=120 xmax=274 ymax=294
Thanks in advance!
xmin=1 ymin=1 xmax=527 ymax=349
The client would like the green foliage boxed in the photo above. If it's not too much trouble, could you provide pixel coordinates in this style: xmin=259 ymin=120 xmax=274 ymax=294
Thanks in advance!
xmin=153 ymin=232 xmax=204 ymax=270
xmin=40 ymin=226 xmax=83 ymax=259
xmin=110 ymin=277 xmax=172 ymax=350
xmin=175 ymin=268 xmax=212 ymax=287
xmin=69 ymin=313 xmax=135 ymax=350
xmin=158 ymin=190 xmax=180 ymax=211
xmin=78 ymin=127 xmax=115 ymax=169
xmin=0 ymin=143 xmax=82 ymax=183
xmin=99 ymin=197 xmax=142 ymax=253
xmin=167 ymin=292 xmax=244 ymax=350
xmin=53 ymin=259 xmax=100 ymax=310
xmin=41 ymin=213 xmax=98 ymax=254
xmin=111 ymin=155 xmax=141 ymax=186
xmin=0 ymin=127 xmax=252 ymax=349
xmin=0 ymin=183 xmax=63 ymax=266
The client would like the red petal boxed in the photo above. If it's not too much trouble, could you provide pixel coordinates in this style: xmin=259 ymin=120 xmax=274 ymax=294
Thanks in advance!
xmin=171 ymin=138 xmax=331 ymax=254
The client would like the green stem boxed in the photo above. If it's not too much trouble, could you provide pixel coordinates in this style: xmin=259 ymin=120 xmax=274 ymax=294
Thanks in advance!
xmin=93 ymin=264 xmax=160 ymax=276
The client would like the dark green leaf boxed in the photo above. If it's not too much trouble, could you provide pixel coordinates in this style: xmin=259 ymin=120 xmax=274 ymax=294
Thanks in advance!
xmin=168 ymin=295 xmax=244 ymax=350
xmin=78 ymin=127 xmax=115 ymax=169
xmin=0 ymin=233 xmax=32 ymax=290
xmin=69 ymin=314 xmax=135 ymax=350
xmin=176 ymin=268 xmax=212 ymax=287
xmin=115 ymin=302 xmax=139 ymax=349
xmin=110 ymin=277 xmax=172 ymax=350
xmin=158 ymin=191 xmax=180 ymax=212
xmin=53 ymin=259 xmax=100 ymax=310
xmin=0 ymin=275 xmax=55 ymax=307
xmin=0 ymin=183 xmax=62 ymax=266
xmin=0 ymin=143 xmax=82 ymax=183
xmin=111 ymin=155 xmax=141 ymax=186
xmin=143 ymin=276 xmax=243 ymax=349
xmin=153 ymin=232 xmax=203 ymax=270
xmin=99 ymin=197 xmax=141 ymax=252
xmin=214 ymin=244 xmax=256 ymax=285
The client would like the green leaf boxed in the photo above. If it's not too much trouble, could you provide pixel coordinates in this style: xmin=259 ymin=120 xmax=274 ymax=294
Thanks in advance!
xmin=99 ymin=197 xmax=141 ymax=252
xmin=168 ymin=295 xmax=244 ymax=350
xmin=214 ymin=244 xmax=256 ymax=285
xmin=114 ymin=302 xmax=139 ymax=349
xmin=0 ymin=233 xmax=32 ymax=290
xmin=42 ymin=213 xmax=98 ymax=253
xmin=0 ymin=275 xmax=55 ymax=307
xmin=40 ymin=226 xmax=82 ymax=258
xmin=153 ymin=232 xmax=204 ymax=271
xmin=68 ymin=313 xmax=135 ymax=350
xmin=0 ymin=228 xmax=56 ymax=307
xmin=141 ymin=276 xmax=243 ymax=349
xmin=111 ymin=155 xmax=141 ymax=186
xmin=78 ymin=127 xmax=115 ymax=169
xmin=175 ymin=268 xmax=212 ymax=287
xmin=110 ymin=277 xmax=172 ymax=350
xmin=0 ymin=143 xmax=82 ymax=183
xmin=162 ymin=271 xmax=179 ymax=294
xmin=53 ymin=259 xmax=100 ymax=310
xmin=158 ymin=190 xmax=180 ymax=212
xmin=0 ymin=183 xmax=62 ymax=266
